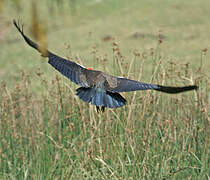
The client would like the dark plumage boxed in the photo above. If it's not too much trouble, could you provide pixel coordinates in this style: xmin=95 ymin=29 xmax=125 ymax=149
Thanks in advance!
xmin=13 ymin=20 xmax=198 ymax=112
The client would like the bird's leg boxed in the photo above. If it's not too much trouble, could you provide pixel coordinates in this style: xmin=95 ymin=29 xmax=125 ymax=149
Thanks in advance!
xmin=96 ymin=106 xmax=105 ymax=113
xmin=101 ymin=106 xmax=105 ymax=112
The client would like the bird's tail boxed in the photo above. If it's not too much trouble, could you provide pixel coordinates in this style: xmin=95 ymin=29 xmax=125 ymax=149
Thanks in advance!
xmin=13 ymin=20 xmax=50 ymax=57
xmin=76 ymin=87 xmax=126 ymax=108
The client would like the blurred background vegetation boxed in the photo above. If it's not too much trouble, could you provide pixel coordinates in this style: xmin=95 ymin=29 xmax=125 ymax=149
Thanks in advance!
xmin=0 ymin=0 xmax=209 ymax=179
xmin=1 ymin=0 xmax=210 ymax=89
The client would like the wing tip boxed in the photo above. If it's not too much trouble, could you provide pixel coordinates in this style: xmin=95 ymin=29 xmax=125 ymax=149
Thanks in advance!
xmin=13 ymin=19 xmax=24 ymax=34
xmin=194 ymin=85 xmax=199 ymax=90
xmin=157 ymin=84 xmax=199 ymax=94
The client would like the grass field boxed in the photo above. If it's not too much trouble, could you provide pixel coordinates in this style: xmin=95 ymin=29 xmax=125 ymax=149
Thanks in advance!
xmin=0 ymin=0 xmax=209 ymax=179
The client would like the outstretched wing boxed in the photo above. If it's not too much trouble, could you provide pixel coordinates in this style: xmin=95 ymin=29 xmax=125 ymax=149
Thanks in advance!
xmin=48 ymin=54 xmax=89 ymax=87
xmin=106 ymin=76 xmax=198 ymax=94
xmin=14 ymin=20 xmax=198 ymax=94
xmin=13 ymin=20 xmax=89 ymax=87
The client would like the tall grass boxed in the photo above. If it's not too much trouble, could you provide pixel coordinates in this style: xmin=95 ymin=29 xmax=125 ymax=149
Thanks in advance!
xmin=0 ymin=0 xmax=209 ymax=179
xmin=0 ymin=41 xmax=209 ymax=179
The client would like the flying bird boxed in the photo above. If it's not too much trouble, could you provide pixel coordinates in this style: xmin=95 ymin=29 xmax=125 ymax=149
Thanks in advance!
xmin=13 ymin=20 xmax=198 ymax=112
